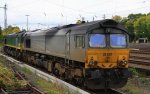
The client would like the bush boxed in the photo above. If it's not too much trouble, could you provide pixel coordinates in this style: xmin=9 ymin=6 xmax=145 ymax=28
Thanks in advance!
xmin=129 ymin=68 xmax=139 ymax=76
xmin=0 ymin=63 xmax=27 ymax=91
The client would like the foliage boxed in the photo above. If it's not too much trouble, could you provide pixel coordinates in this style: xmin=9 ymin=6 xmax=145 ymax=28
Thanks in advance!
xmin=121 ymin=74 xmax=150 ymax=94
xmin=121 ymin=68 xmax=150 ymax=94
xmin=121 ymin=78 xmax=150 ymax=94
xmin=0 ymin=26 xmax=2 ymax=37
xmin=123 ymin=19 xmax=135 ymax=42
xmin=129 ymin=68 xmax=138 ymax=76
xmin=140 ymin=78 xmax=150 ymax=86
xmin=112 ymin=13 xmax=150 ymax=42
xmin=134 ymin=15 xmax=150 ymax=40
xmin=0 ymin=63 xmax=27 ymax=91
xmin=21 ymin=67 xmax=32 ymax=75
xmin=0 ymin=27 xmax=3 ymax=45
xmin=2 ymin=25 xmax=20 ymax=35
xmin=35 ymin=78 xmax=71 ymax=94
xmin=128 ymin=13 xmax=146 ymax=20
xmin=112 ymin=15 xmax=123 ymax=22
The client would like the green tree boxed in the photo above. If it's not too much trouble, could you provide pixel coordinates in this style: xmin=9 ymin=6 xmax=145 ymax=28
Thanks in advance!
xmin=120 ymin=17 xmax=128 ymax=25
xmin=121 ymin=13 xmax=147 ymax=42
xmin=113 ymin=13 xmax=150 ymax=42
xmin=2 ymin=25 xmax=20 ymax=35
xmin=125 ymin=20 xmax=135 ymax=42
xmin=145 ymin=15 xmax=150 ymax=40
xmin=0 ymin=26 xmax=2 ymax=44
xmin=112 ymin=15 xmax=122 ymax=22
xmin=128 ymin=13 xmax=145 ymax=20
xmin=0 ymin=26 xmax=2 ymax=37
xmin=133 ymin=15 xmax=150 ymax=40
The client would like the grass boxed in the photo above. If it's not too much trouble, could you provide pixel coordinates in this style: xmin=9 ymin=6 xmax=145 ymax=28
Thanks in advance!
xmin=21 ymin=68 xmax=78 ymax=94
xmin=121 ymin=77 xmax=150 ymax=94
xmin=0 ymin=56 xmax=6 ymax=64
xmin=35 ymin=77 xmax=71 ymax=94
xmin=120 ymin=68 xmax=150 ymax=94
xmin=21 ymin=67 xmax=33 ymax=75
xmin=0 ymin=56 xmax=76 ymax=94
xmin=3 ymin=54 xmax=149 ymax=94
xmin=19 ymin=66 xmax=76 ymax=94
xmin=0 ymin=57 xmax=27 ymax=91
xmin=0 ymin=41 xmax=3 ymax=47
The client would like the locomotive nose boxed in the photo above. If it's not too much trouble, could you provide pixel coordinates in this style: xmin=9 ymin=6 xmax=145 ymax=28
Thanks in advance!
xmin=85 ymin=49 xmax=129 ymax=68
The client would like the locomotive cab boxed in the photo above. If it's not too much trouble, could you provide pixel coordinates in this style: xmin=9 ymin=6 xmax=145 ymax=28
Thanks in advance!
xmin=84 ymin=20 xmax=131 ymax=89
xmin=86 ymin=28 xmax=129 ymax=68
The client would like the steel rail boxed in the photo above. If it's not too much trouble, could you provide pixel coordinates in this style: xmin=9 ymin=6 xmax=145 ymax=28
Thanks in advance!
xmin=0 ymin=53 xmax=90 ymax=94
xmin=0 ymin=53 xmax=126 ymax=94
xmin=0 ymin=57 xmax=45 ymax=94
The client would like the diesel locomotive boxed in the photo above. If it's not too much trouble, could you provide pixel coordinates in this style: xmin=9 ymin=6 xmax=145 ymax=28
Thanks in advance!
xmin=3 ymin=19 xmax=131 ymax=89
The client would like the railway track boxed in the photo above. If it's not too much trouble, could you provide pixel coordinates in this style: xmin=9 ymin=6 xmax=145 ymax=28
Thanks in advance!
xmin=0 ymin=53 xmax=89 ymax=94
xmin=0 ymin=55 xmax=45 ymax=94
xmin=129 ymin=51 xmax=150 ymax=70
xmin=130 ymin=51 xmax=150 ymax=54
xmin=15 ymin=71 xmax=45 ymax=94
xmin=0 ymin=53 xmax=125 ymax=94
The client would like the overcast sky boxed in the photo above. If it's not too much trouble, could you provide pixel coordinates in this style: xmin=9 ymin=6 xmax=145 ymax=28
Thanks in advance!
xmin=0 ymin=0 xmax=150 ymax=30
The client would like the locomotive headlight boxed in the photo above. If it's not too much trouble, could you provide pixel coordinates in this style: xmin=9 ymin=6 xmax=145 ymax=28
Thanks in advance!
xmin=89 ymin=60 xmax=95 ymax=66
xmin=88 ymin=58 xmax=97 ymax=67
xmin=118 ymin=55 xmax=128 ymax=67
xmin=123 ymin=61 xmax=127 ymax=65
xmin=87 ymin=56 xmax=98 ymax=67
xmin=119 ymin=60 xmax=127 ymax=67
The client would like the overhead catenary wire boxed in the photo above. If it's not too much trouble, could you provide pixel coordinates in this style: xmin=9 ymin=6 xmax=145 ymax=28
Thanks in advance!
xmin=1 ymin=0 xmax=150 ymax=30
xmin=42 ymin=0 xmax=150 ymax=20
xmin=2 ymin=0 xmax=150 ymax=18
xmin=4 ymin=0 xmax=150 ymax=19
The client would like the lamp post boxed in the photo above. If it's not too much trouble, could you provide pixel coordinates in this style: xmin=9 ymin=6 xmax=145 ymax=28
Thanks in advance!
xmin=0 ymin=4 xmax=7 ymax=29
xmin=26 ymin=15 xmax=30 ymax=31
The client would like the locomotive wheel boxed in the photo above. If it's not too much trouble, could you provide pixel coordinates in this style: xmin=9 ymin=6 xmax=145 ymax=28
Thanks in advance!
xmin=73 ymin=77 xmax=83 ymax=86
xmin=47 ymin=61 xmax=52 ymax=73
xmin=54 ymin=63 xmax=62 ymax=77
xmin=54 ymin=68 xmax=60 ymax=77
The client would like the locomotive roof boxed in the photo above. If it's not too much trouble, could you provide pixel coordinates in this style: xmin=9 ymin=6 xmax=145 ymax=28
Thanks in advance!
xmin=45 ymin=19 xmax=127 ymax=35
xmin=69 ymin=19 xmax=127 ymax=33
xmin=5 ymin=19 xmax=128 ymax=37
xmin=24 ymin=29 xmax=46 ymax=36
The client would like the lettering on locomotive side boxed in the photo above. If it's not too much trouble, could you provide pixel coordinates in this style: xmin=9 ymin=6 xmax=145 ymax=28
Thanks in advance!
xmin=103 ymin=53 xmax=112 ymax=56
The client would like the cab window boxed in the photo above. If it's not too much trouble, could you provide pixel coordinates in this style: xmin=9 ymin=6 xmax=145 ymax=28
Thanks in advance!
xmin=75 ymin=35 xmax=85 ymax=48
xmin=89 ymin=34 xmax=106 ymax=47
xmin=110 ymin=34 xmax=126 ymax=48
xmin=26 ymin=39 xmax=31 ymax=48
